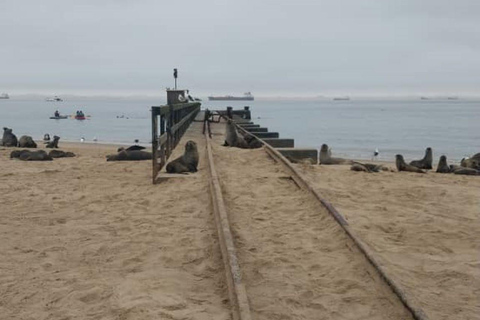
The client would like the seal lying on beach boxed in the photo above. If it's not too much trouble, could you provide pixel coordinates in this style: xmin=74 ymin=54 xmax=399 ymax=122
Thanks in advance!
xmin=10 ymin=149 xmax=31 ymax=159
xmin=106 ymin=149 xmax=152 ymax=161
xmin=166 ymin=140 xmax=199 ymax=173
xmin=319 ymin=144 xmax=353 ymax=165
xmin=117 ymin=145 xmax=146 ymax=152
xmin=395 ymin=154 xmax=426 ymax=173
xmin=46 ymin=135 xmax=60 ymax=148
xmin=43 ymin=133 xmax=50 ymax=142
xmin=409 ymin=147 xmax=433 ymax=170
xmin=18 ymin=135 xmax=37 ymax=148
xmin=1 ymin=127 xmax=18 ymax=147
xmin=49 ymin=150 xmax=75 ymax=158
xmin=350 ymin=162 xmax=386 ymax=173
xmin=436 ymin=155 xmax=451 ymax=173
xmin=460 ymin=153 xmax=480 ymax=170
xmin=13 ymin=150 xmax=53 ymax=161
xmin=449 ymin=165 xmax=479 ymax=176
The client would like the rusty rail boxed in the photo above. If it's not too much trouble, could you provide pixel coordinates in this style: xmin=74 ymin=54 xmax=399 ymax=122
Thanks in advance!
xmin=204 ymin=124 xmax=252 ymax=320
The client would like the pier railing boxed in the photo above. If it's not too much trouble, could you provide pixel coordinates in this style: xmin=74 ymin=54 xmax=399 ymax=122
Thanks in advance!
xmin=151 ymin=102 xmax=201 ymax=183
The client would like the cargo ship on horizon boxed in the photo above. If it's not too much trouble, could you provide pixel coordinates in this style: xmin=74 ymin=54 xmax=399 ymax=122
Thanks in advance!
xmin=208 ymin=92 xmax=254 ymax=101
xmin=0 ymin=93 xmax=9 ymax=99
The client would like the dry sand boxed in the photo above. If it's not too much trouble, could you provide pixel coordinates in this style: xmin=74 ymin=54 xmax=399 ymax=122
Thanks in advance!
xmin=295 ymin=161 xmax=480 ymax=320
xmin=0 ymin=122 xmax=230 ymax=320
xmin=209 ymin=122 xmax=413 ymax=320
xmin=2 ymin=118 xmax=478 ymax=320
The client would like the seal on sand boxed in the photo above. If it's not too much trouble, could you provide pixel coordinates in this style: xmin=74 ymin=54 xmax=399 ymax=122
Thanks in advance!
xmin=106 ymin=150 xmax=152 ymax=161
xmin=223 ymin=120 xmax=249 ymax=148
xmin=49 ymin=150 xmax=75 ymax=158
xmin=460 ymin=155 xmax=480 ymax=170
xmin=10 ymin=149 xmax=31 ymax=159
xmin=450 ymin=165 xmax=479 ymax=176
xmin=436 ymin=155 xmax=451 ymax=173
xmin=46 ymin=135 xmax=60 ymax=148
xmin=166 ymin=140 xmax=199 ymax=173
xmin=319 ymin=144 xmax=353 ymax=165
xmin=117 ymin=145 xmax=146 ymax=152
xmin=18 ymin=135 xmax=37 ymax=148
xmin=18 ymin=150 xmax=53 ymax=161
xmin=1 ymin=127 xmax=18 ymax=147
xmin=409 ymin=147 xmax=433 ymax=170
xmin=396 ymin=154 xmax=426 ymax=173
xmin=351 ymin=162 xmax=385 ymax=173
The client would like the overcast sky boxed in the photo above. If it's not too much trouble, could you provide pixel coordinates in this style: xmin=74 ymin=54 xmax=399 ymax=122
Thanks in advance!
xmin=1 ymin=0 xmax=479 ymax=97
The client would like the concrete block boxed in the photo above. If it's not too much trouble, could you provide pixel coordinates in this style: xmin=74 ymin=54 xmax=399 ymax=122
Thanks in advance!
xmin=263 ymin=138 xmax=294 ymax=148
xmin=244 ymin=127 xmax=268 ymax=133
xmin=277 ymin=148 xmax=318 ymax=164
xmin=253 ymin=132 xmax=279 ymax=139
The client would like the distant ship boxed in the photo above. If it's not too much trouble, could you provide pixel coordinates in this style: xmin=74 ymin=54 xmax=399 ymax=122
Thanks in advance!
xmin=208 ymin=92 xmax=254 ymax=101
xmin=420 ymin=97 xmax=429 ymax=100
xmin=447 ymin=96 xmax=459 ymax=100
xmin=46 ymin=96 xmax=63 ymax=102
xmin=333 ymin=96 xmax=350 ymax=101
xmin=0 ymin=93 xmax=9 ymax=99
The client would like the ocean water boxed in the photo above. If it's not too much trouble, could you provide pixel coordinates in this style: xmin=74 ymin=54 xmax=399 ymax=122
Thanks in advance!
xmin=1 ymin=98 xmax=479 ymax=162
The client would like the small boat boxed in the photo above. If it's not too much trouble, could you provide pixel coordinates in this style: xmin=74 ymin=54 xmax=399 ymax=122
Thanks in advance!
xmin=333 ymin=96 xmax=350 ymax=101
xmin=49 ymin=115 xmax=68 ymax=120
xmin=75 ymin=115 xmax=86 ymax=120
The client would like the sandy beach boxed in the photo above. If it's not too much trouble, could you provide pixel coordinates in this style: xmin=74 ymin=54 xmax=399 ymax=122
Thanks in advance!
xmin=0 ymin=123 xmax=230 ymax=320
xmin=295 ymin=161 xmax=480 ymax=320
xmin=1 ymin=119 xmax=479 ymax=320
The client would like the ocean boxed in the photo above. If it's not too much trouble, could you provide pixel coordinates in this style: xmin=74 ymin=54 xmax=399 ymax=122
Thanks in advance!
xmin=1 ymin=98 xmax=478 ymax=162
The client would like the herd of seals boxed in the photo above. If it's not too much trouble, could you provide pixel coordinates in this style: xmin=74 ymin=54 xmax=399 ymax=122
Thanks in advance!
xmin=2 ymin=127 xmax=76 ymax=161
xmin=395 ymin=149 xmax=479 ymax=175
xmin=319 ymin=142 xmax=478 ymax=176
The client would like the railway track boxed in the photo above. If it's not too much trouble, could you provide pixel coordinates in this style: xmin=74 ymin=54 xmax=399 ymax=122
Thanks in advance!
xmin=204 ymin=119 xmax=426 ymax=320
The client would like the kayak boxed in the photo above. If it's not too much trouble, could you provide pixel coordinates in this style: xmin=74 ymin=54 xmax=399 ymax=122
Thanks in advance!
xmin=75 ymin=116 xmax=86 ymax=120
xmin=49 ymin=115 xmax=68 ymax=119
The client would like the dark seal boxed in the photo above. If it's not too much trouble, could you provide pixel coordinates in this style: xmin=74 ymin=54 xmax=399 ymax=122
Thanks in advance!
xmin=106 ymin=149 xmax=152 ymax=161
xmin=1 ymin=127 xmax=18 ymax=147
xmin=436 ymin=155 xmax=451 ymax=173
xmin=46 ymin=135 xmax=60 ymax=148
xmin=350 ymin=162 xmax=385 ymax=173
xmin=49 ymin=150 xmax=76 ymax=158
xmin=18 ymin=150 xmax=53 ymax=161
xmin=409 ymin=147 xmax=433 ymax=170
xmin=18 ymin=135 xmax=37 ymax=148
xmin=396 ymin=154 xmax=426 ymax=173
xmin=166 ymin=140 xmax=199 ymax=173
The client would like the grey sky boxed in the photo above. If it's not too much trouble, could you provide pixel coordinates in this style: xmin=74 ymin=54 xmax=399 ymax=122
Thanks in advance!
xmin=1 ymin=0 xmax=479 ymax=97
